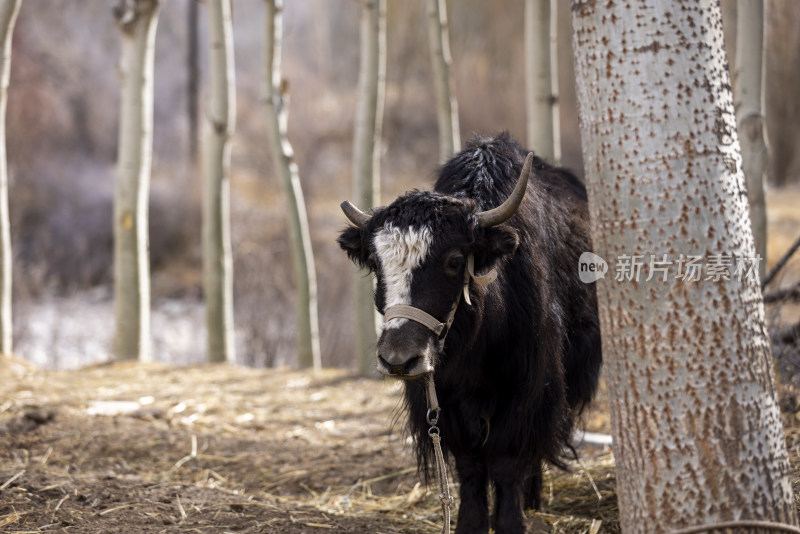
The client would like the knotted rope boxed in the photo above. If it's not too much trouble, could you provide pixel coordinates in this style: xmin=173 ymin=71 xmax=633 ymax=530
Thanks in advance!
xmin=425 ymin=375 xmax=453 ymax=534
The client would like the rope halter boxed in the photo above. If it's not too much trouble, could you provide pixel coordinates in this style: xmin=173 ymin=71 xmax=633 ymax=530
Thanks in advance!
xmin=382 ymin=254 xmax=497 ymax=344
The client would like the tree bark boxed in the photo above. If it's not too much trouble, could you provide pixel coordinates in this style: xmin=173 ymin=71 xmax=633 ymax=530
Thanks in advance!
xmin=426 ymin=0 xmax=460 ymax=163
xmin=352 ymin=0 xmax=385 ymax=375
xmin=572 ymin=0 xmax=797 ymax=531
xmin=0 ymin=0 xmax=18 ymax=357
xmin=734 ymin=0 xmax=767 ymax=283
xmin=525 ymin=0 xmax=560 ymax=164
xmin=263 ymin=0 xmax=321 ymax=371
xmin=113 ymin=0 xmax=159 ymax=362
xmin=203 ymin=0 xmax=236 ymax=363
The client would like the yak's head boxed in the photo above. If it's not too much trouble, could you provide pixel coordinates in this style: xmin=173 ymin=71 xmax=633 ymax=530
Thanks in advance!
xmin=337 ymin=154 xmax=532 ymax=379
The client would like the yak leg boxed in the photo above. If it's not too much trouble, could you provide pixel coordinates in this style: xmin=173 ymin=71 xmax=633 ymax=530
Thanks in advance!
xmin=453 ymin=454 xmax=489 ymax=534
xmin=490 ymin=456 xmax=526 ymax=534
xmin=523 ymin=462 xmax=543 ymax=510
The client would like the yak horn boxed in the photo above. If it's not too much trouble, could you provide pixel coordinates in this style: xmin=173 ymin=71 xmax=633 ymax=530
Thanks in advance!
xmin=476 ymin=152 xmax=533 ymax=227
xmin=341 ymin=200 xmax=370 ymax=228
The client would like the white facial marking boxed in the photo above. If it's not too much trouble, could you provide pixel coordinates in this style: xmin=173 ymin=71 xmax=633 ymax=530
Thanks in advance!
xmin=373 ymin=224 xmax=433 ymax=330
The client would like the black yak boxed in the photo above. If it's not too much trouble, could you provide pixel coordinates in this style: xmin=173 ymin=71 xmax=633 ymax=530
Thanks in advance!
xmin=337 ymin=133 xmax=602 ymax=534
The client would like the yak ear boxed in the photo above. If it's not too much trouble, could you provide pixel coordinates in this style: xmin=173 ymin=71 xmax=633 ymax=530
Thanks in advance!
xmin=475 ymin=225 xmax=519 ymax=271
xmin=337 ymin=225 xmax=369 ymax=268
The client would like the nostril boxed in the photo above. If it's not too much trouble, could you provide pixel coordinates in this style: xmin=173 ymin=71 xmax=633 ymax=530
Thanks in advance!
xmin=377 ymin=353 xmax=391 ymax=370
xmin=402 ymin=355 xmax=422 ymax=374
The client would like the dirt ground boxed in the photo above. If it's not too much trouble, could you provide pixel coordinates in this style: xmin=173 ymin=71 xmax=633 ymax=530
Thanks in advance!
xmin=0 ymin=357 xmax=620 ymax=533
xmin=4 ymin=352 xmax=800 ymax=533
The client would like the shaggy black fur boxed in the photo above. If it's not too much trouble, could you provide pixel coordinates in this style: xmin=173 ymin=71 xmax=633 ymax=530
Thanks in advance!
xmin=338 ymin=133 xmax=602 ymax=534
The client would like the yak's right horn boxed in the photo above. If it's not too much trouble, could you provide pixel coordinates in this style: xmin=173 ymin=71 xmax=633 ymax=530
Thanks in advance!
xmin=341 ymin=201 xmax=370 ymax=228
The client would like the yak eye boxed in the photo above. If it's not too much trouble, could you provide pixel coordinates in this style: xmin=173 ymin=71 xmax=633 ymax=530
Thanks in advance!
xmin=443 ymin=251 xmax=465 ymax=277
xmin=367 ymin=253 xmax=379 ymax=272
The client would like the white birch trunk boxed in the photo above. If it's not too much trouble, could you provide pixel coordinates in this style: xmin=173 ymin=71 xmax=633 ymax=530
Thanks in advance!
xmin=0 ymin=0 xmax=18 ymax=357
xmin=113 ymin=0 xmax=159 ymax=362
xmin=353 ymin=0 xmax=385 ymax=375
xmin=263 ymin=0 xmax=321 ymax=371
xmin=426 ymin=0 xmax=460 ymax=163
xmin=572 ymin=0 xmax=796 ymax=530
xmin=203 ymin=0 xmax=236 ymax=363
xmin=525 ymin=0 xmax=560 ymax=164
xmin=734 ymin=0 xmax=767 ymax=283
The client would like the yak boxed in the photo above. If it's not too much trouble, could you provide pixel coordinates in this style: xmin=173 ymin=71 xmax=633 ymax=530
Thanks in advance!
xmin=337 ymin=133 xmax=602 ymax=534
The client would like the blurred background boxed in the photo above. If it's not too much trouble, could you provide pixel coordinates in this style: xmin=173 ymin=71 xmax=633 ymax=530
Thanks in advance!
xmin=8 ymin=0 xmax=800 ymax=369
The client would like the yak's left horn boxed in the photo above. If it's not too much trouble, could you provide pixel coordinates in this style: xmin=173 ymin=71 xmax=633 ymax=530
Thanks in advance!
xmin=476 ymin=152 xmax=533 ymax=227
xmin=341 ymin=200 xmax=370 ymax=228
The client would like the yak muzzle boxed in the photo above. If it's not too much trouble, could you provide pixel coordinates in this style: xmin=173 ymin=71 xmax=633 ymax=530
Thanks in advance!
xmin=376 ymin=326 xmax=435 ymax=378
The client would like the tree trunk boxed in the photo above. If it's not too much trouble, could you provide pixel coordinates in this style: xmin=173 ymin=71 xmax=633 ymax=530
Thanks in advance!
xmin=203 ymin=0 xmax=236 ymax=363
xmin=525 ymin=0 xmax=560 ymax=164
xmin=187 ymin=0 xmax=199 ymax=163
xmin=765 ymin=1 xmax=800 ymax=187
xmin=720 ymin=0 xmax=737 ymax=70
xmin=0 ymin=0 xmax=18 ymax=357
xmin=426 ymin=0 xmax=460 ymax=163
xmin=113 ymin=0 xmax=159 ymax=362
xmin=263 ymin=0 xmax=321 ymax=371
xmin=572 ymin=1 xmax=797 ymax=531
xmin=352 ymin=0 xmax=385 ymax=375
xmin=734 ymin=0 xmax=767 ymax=283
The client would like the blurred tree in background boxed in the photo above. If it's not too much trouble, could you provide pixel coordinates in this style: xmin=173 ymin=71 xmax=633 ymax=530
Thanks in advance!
xmin=525 ymin=0 xmax=559 ymax=165
xmin=351 ymin=0 xmax=385 ymax=376
xmin=734 ymin=0 xmax=768 ymax=283
xmin=112 ymin=0 xmax=160 ymax=362
xmin=263 ymin=0 xmax=320 ymax=371
xmin=0 ymin=0 xmax=20 ymax=357
xmin=426 ymin=0 xmax=459 ymax=163
xmin=202 ymin=0 xmax=236 ymax=363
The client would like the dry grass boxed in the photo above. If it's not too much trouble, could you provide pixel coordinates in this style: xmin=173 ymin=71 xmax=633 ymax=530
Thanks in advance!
xmin=0 ymin=357 xmax=619 ymax=533
xmin=3 ymin=351 xmax=800 ymax=532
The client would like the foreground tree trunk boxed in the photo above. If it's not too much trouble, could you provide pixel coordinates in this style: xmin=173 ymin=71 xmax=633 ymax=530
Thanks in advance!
xmin=352 ymin=0 xmax=385 ymax=375
xmin=0 ymin=0 xmax=18 ymax=357
xmin=426 ymin=0 xmax=460 ymax=163
xmin=525 ymin=0 xmax=559 ymax=164
xmin=203 ymin=0 xmax=236 ymax=363
xmin=113 ymin=0 xmax=159 ymax=361
xmin=572 ymin=1 xmax=796 ymax=531
xmin=734 ymin=0 xmax=767 ymax=283
xmin=263 ymin=0 xmax=321 ymax=371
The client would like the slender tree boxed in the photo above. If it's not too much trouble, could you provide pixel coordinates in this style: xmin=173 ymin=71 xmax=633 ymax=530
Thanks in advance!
xmin=426 ymin=0 xmax=459 ymax=163
xmin=203 ymin=0 xmax=236 ymax=363
xmin=572 ymin=1 xmax=797 ymax=531
xmin=734 ymin=0 xmax=767 ymax=283
xmin=113 ymin=0 xmax=159 ymax=361
xmin=263 ymin=0 xmax=321 ymax=370
xmin=525 ymin=0 xmax=559 ymax=164
xmin=187 ymin=0 xmax=199 ymax=163
xmin=352 ymin=0 xmax=385 ymax=375
xmin=0 ymin=0 xmax=18 ymax=357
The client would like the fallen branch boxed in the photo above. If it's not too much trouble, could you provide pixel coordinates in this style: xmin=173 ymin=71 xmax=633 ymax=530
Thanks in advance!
xmin=763 ymin=233 xmax=800 ymax=290
xmin=771 ymin=320 xmax=800 ymax=345
xmin=764 ymin=281 xmax=800 ymax=304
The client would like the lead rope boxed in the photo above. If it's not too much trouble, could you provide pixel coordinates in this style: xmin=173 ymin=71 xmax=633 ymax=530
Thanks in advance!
xmin=426 ymin=375 xmax=453 ymax=534
xmin=383 ymin=255 xmax=497 ymax=534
